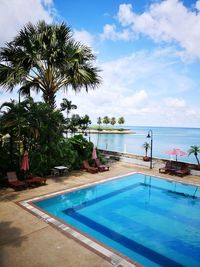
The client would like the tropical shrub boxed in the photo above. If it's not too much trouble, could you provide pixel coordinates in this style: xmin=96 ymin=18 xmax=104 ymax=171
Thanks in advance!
xmin=0 ymin=141 xmax=19 ymax=180
xmin=68 ymin=135 xmax=93 ymax=168
xmin=0 ymin=98 xmax=94 ymax=178
xmin=142 ymin=142 xmax=150 ymax=157
xmin=29 ymin=138 xmax=78 ymax=175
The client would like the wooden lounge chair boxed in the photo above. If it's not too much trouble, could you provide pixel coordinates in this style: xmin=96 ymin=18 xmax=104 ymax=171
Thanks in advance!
xmin=159 ymin=162 xmax=176 ymax=174
xmin=83 ymin=160 xmax=98 ymax=174
xmin=7 ymin=171 xmax=26 ymax=190
xmin=95 ymin=158 xmax=109 ymax=172
xmin=174 ymin=164 xmax=190 ymax=177
xmin=27 ymin=175 xmax=47 ymax=186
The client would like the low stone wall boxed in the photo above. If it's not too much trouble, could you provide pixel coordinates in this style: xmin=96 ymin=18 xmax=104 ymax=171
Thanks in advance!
xmin=99 ymin=149 xmax=200 ymax=176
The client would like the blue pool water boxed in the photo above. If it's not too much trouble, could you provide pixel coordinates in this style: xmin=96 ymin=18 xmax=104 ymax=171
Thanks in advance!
xmin=34 ymin=174 xmax=200 ymax=267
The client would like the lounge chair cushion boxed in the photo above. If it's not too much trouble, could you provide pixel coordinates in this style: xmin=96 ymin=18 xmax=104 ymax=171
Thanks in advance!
xmin=83 ymin=160 xmax=98 ymax=173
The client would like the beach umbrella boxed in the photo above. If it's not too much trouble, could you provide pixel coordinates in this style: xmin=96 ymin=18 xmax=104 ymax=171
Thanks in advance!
xmin=92 ymin=146 xmax=97 ymax=160
xmin=20 ymin=151 xmax=29 ymax=179
xmin=166 ymin=148 xmax=187 ymax=162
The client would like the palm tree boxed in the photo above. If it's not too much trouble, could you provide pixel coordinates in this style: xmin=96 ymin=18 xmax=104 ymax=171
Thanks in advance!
xmin=79 ymin=115 xmax=91 ymax=134
xmin=97 ymin=117 xmax=102 ymax=129
xmin=103 ymin=116 xmax=110 ymax=126
xmin=188 ymin=145 xmax=200 ymax=165
xmin=0 ymin=21 xmax=101 ymax=108
xmin=60 ymin=98 xmax=77 ymax=118
xmin=118 ymin=117 xmax=125 ymax=126
xmin=142 ymin=142 xmax=150 ymax=157
xmin=110 ymin=117 xmax=116 ymax=126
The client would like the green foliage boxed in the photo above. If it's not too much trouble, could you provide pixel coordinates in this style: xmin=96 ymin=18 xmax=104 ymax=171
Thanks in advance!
xmin=29 ymin=139 xmax=77 ymax=176
xmin=0 ymin=98 xmax=93 ymax=177
xmin=0 ymin=21 xmax=101 ymax=108
xmin=103 ymin=116 xmax=110 ymax=125
xmin=142 ymin=142 xmax=150 ymax=157
xmin=68 ymin=135 xmax=93 ymax=168
xmin=188 ymin=145 xmax=200 ymax=165
xmin=66 ymin=114 xmax=81 ymax=134
xmin=0 ymin=141 xmax=19 ymax=179
xmin=60 ymin=98 xmax=77 ymax=117
xmin=97 ymin=117 xmax=102 ymax=129
xmin=0 ymin=103 xmax=94 ymax=177
xmin=89 ymin=126 xmax=128 ymax=131
xmin=66 ymin=114 xmax=91 ymax=134
xmin=110 ymin=117 xmax=116 ymax=126
xmin=118 ymin=117 xmax=125 ymax=125
xmin=79 ymin=115 xmax=91 ymax=133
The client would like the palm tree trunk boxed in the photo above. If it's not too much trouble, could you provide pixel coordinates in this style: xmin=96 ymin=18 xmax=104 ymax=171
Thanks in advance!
xmin=195 ymin=155 xmax=200 ymax=165
xmin=43 ymin=91 xmax=56 ymax=109
xmin=9 ymin=133 xmax=14 ymax=168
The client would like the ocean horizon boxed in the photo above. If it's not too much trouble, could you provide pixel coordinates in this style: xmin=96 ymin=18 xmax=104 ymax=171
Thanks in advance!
xmin=89 ymin=126 xmax=200 ymax=164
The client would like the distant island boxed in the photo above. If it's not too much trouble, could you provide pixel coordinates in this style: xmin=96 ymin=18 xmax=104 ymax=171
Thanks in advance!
xmin=87 ymin=126 xmax=134 ymax=134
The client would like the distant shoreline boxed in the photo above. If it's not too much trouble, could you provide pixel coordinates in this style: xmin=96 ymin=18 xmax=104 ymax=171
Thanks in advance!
xmin=86 ymin=129 xmax=134 ymax=134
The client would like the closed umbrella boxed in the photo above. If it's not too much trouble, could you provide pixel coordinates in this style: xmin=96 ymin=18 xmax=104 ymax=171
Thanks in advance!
xmin=92 ymin=146 xmax=97 ymax=160
xmin=21 ymin=151 xmax=29 ymax=179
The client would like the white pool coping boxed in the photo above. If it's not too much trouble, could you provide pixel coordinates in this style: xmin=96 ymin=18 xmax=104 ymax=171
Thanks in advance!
xmin=19 ymin=171 xmax=141 ymax=267
xmin=18 ymin=171 xmax=200 ymax=267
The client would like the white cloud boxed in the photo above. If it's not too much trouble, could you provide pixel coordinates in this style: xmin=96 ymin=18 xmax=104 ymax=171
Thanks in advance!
xmin=102 ymin=1 xmax=200 ymax=59
xmin=101 ymin=24 xmax=133 ymax=41
xmin=53 ymin=48 xmax=200 ymax=127
xmin=73 ymin=29 xmax=94 ymax=47
xmin=164 ymin=98 xmax=186 ymax=108
xmin=117 ymin=3 xmax=135 ymax=26
xmin=1 ymin=47 xmax=200 ymax=127
xmin=196 ymin=0 xmax=200 ymax=11
xmin=0 ymin=0 xmax=54 ymax=45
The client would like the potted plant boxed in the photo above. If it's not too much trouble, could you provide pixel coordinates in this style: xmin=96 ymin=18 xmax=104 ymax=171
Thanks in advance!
xmin=188 ymin=145 xmax=200 ymax=170
xmin=142 ymin=142 xmax=150 ymax=161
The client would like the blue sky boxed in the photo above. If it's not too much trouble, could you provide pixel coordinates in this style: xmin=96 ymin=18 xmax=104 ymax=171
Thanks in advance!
xmin=0 ymin=0 xmax=200 ymax=127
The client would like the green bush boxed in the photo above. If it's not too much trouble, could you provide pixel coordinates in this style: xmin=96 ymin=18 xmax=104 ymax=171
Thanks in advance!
xmin=29 ymin=138 xmax=78 ymax=175
xmin=0 ymin=99 xmax=95 ymax=178
xmin=68 ymin=135 xmax=93 ymax=168
xmin=0 ymin=141 xmax=20 ymax=181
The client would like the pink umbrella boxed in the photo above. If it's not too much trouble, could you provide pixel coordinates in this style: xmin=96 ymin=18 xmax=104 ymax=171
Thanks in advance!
xmin=21 ymin=151 xmax=29 ymax=172
xmin=92 ymin=146 xmax=97 ymax=160
xmin=166 ymin=148 xmax=187 ymax=162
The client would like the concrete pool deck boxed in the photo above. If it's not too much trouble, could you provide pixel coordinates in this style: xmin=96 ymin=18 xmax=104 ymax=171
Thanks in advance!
xmin=0 ymin=161 xmax=200 ymax=267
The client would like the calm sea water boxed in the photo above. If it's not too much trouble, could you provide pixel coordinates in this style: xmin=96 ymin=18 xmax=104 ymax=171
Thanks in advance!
xmin=89 ymin=126 xmax=200 ymax=164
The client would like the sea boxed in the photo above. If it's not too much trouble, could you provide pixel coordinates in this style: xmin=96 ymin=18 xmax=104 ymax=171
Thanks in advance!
xmin=89 ymin=126 xmax=200 ymax=164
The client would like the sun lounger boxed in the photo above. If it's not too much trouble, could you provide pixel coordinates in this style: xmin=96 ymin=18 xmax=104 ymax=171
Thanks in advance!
xmin=159 ymin=162 xmax=176 ymax=174
xmin=7 ymin=171 xmax=26 ymax=190
xmin=174 ymin=164 xmax=190 ymax=177
xmin=83 ymin=160 xmax=98 ymax=174
xmin=95 ymin=158 xmax=109 ymax=172
xmin=27 ymin=175 xmax=47 ymax=185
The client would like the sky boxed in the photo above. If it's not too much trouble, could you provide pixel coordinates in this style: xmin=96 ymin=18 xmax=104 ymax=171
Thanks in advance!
xmin=0 ymin=0 xmax=200 ymax=127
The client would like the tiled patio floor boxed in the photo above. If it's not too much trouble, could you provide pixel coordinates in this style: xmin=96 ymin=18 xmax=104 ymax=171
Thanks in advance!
xmin=0 ymin=161 xmax=199 ymax=267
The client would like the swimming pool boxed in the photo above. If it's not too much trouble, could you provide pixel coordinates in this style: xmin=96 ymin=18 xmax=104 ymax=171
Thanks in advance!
xmin=22 ymin=173 xmax=200 ymax=267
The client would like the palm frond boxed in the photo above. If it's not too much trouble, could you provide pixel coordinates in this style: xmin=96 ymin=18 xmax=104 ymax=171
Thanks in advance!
xmin=0 ymin=20 xmax=102 ymax=108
